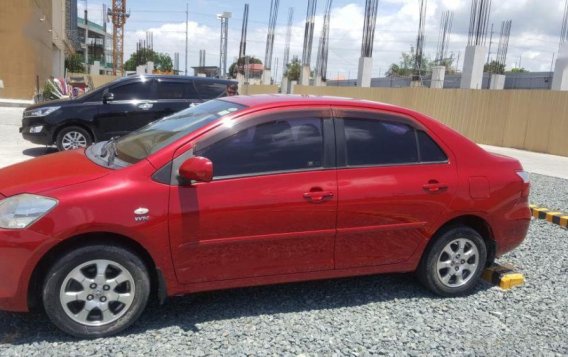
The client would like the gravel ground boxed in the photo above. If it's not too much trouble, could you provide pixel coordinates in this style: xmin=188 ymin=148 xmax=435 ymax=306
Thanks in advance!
xmin=530 ymin=173 xmax=568 ymax=213
xmin=0 ymin=217 xmax=567 ymax=354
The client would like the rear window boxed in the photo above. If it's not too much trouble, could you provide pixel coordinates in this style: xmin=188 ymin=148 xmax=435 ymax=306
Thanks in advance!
xmin=156 ymin=80 xmax=199 ymax=100
xmin=196 ymin=81 xmax=228 ymax=99
xmin=344 ymin=119 xmax=419 ymax=166
xmin=418 ymin=131 xmax=448 ymax=162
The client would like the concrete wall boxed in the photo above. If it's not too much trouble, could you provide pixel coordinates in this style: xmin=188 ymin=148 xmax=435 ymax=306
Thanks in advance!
xmin=0 ymin=0 xmax=54 ymax=99
xmin=294 ymin=86 xmax=568 ymax=157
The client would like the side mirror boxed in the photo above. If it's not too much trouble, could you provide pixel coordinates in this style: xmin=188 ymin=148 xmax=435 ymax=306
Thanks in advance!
xmin=102 ymin=92 xmax=114 ymax=104
xmin=179 ymin=156 xmax=213 ymax=183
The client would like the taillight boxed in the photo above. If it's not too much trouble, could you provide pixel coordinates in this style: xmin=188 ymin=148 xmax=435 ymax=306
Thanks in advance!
xmin=516 ymin=170 xmax=530 ymax=199
xmin=516 ymin=171 xmax=530 ymax=184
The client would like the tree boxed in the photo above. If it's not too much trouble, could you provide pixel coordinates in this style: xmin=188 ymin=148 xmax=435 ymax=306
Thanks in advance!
xmin=484 ymin=60 xmax=505 ymax=74
xmin=124 ymin=48 xmax=173 ymax=72
xmin=509 ymin=67 xmax=528 ymax=73
xmin=386 ymin=49 xmax=434 ymax=77
xmin=228 ymin=56 xmax=263 ymax=78
xmin=65 ymin=53 xmax=84 ymax=73
xmin=284 ymin=57 xmax=301 ymax=81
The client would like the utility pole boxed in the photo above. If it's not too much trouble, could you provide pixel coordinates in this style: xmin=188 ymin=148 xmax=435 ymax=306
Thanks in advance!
xmin=84 ymin=0 xmax=89 ymax=70
xmin=185 ymin=2 xmax=189 ymax=76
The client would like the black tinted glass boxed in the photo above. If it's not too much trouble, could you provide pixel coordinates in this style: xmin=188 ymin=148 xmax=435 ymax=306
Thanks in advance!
xmin=156 ymin=81 xmax=186 ymax=99
xmin=418 ymin=131 xmax=448 ymax=162
xmin=344 ymin=119 xmax=418 ymax=166
xmin=112 ymin=81 xmax=153 ymax=100
xmin=196 ymin=81 xmax=227 ymax=99
xmin=196 ymin=118 xmax=324 ymax=177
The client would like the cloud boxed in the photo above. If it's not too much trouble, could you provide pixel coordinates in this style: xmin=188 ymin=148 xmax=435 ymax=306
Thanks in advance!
xmin=122 ymin=1 xmax=566 ymax=79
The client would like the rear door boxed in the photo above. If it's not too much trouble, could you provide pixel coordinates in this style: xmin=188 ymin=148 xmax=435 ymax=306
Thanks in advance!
xmin=152 ymin=79 xmax=202 ymax=120
xmin=94 ymin=79 xmax=157 ymax=139
xmin=334 ymin=108 xmax=458 ymax=269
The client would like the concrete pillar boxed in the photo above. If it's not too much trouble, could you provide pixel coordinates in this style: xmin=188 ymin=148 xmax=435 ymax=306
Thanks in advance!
xmin=146 ymin=61 xmax=154 ymax=74
xmin=430 ymin=66 xmax=446 ymax=89
xmin=314 ymin=75 xmax=323 ymax=87
xmin=290 ymin=80 xmax=298 ymax=94
xmin=90 ymin=61 xmax=101 ymax=76
xmin=460 ymin=45 xmax=487 ymax=89
xmin=357 ymin=57 xmax=372 ymax=88
xmin=281 ymin=76 xmax=289 ymax=94
xmin=300 ymin=65 xmax=311 ymax=86
xmin=552 ymin=44 xmax=568 ymax=91
xmin=489 ymin=74 xmax=506 ymax=90
xmin=262 ymin=69 xmax=272 ymax=85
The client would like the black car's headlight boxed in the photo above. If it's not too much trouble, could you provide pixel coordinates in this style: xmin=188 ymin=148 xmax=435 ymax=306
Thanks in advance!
xmin=0 ymin=194 xmax=58 ymax=229
xmin=24 ymin=106 xmax=61 ymax=117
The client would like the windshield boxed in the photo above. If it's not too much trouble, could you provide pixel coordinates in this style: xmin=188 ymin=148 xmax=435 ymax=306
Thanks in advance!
xmin=114 ymin=99 xmax=247 ymax=164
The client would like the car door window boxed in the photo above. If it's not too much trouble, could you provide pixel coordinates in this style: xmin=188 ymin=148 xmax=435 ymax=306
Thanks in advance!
xmin=195 ymin=118 xmax=324 ymax=178
xmin=417 ymin=130 xmax=448 ymax=162
xmin=196 ymin=81 xmax=227 ymax=100
xmin=344 ymin=119 xmax=418 ymax=166
xmin=156 ymin=81 xmax=186 ymax=99
xmin=111 ymin=81 xmax=153 ymax=101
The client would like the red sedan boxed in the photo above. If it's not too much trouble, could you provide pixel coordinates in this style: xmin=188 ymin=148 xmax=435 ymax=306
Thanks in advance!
xmin=0 ymin=95 xmax=530 ymax=338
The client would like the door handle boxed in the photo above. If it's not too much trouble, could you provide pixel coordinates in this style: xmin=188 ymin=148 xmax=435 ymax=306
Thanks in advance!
xmin=303 ymin=190 xmax=334 ymax=203
xmin=423 ymin=180 xmax=448 ymax=193
xmin=138 ymin=103 xmax=153 ymax=110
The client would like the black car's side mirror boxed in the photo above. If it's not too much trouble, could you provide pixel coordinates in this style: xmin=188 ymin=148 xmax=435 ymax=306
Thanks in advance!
xmin=103 ymin=92 xmax=114 ymax=104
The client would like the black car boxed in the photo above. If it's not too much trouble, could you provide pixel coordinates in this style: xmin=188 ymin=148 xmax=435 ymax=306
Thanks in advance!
xmin=20 ymin=75 xmax=238 ymax=151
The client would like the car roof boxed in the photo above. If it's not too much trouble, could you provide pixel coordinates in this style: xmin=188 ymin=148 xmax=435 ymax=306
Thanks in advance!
xmin=120 ymin=74 xmax=237 ymax=83
xmin=221 ymin=94 xmax=406 ymax=112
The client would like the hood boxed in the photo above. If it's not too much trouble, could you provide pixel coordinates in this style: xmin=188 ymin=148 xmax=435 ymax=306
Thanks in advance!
xmin=0 ymin=150 xmax=111 ymax=197
xmin=25 ymin=98 xmax=76 ymax=111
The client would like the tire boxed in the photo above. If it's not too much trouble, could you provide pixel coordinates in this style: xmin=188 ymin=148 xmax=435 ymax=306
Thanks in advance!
xmin=417 ymin=226 xmax=487 ymax=296
xmin=56 ymin=126 xmax=93 ymax=151
xmin=42 ymin=245 xmax=151 ymax=339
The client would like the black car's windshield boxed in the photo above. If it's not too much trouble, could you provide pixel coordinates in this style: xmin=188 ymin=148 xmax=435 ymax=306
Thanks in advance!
xmin=114 ymin=99 xmax=247 ymax=164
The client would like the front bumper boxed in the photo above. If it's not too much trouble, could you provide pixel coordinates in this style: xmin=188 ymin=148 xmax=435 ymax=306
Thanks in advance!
xmin=20 ymin=116 xmax=54 ymax=146
xmin=0 ymin=228 xmax=54 ymax=312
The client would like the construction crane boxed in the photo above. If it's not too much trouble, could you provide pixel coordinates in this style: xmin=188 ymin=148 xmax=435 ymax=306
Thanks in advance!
xmin=107 ymin=0 xmax=129 ymax=76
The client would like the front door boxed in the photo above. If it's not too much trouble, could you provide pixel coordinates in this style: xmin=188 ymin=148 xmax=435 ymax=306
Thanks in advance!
xmin=333 ymin=110 xmax=458 ymax=269
xmin=169 ymin=108 xmax=338 ymax=284
xmin=94 ymin=79 xmax=157 ymax=139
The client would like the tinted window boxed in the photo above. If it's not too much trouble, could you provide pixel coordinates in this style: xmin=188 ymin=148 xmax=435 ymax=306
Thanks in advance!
xmin=156 ymin=81 xmax=185 ymax=99
xmin=112 ymin=81 xmax=153 ymax=100
xmin=115 ymin=100 xmax=247 ymax=164
xmin=196 ymin=118 xmax=324 ymax=177
xmin=344 ymin=119 xmax=418 ymax=166
xmin=418 ymin=131 xmax=447 ymax=162
xmin=196 ymin=81 xmax=227 ymax=99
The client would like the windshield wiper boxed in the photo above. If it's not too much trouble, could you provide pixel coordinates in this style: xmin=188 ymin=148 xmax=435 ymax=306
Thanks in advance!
xmin=101 ymin=137 xmax=118 ymax=166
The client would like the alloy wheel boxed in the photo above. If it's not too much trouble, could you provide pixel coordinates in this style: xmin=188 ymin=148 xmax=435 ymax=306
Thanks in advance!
xmin=436 ymin=238 xmax=479 ymax=288
xmin=61 ymin=131 xmax=88 ymax=150
xmin=59 ymin=259 xmax=136 ymax=327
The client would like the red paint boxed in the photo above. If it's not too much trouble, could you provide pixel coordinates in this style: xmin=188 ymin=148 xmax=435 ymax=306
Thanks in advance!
xmin=179 ymin=156 xmax=213 ymax=183
xmin=0 ymin=95 xmax=530 ymax=312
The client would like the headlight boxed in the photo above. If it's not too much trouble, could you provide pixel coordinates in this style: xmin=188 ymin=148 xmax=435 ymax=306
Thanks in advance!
xmin=0 ymin=194 xmax=58 ymax=229
xmin=24 ymin=106 xmax=61 ymax=117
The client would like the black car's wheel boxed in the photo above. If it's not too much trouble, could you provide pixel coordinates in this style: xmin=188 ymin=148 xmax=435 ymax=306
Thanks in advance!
xmin=42 ymin=245 xmax=151 ymax=338
xmin=417 ymin=226 xmax=487 ymax=296
xmin=56 ymin=126 xmax=93 ymax=151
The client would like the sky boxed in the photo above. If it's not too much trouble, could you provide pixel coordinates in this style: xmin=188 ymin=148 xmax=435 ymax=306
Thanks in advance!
xmin=78 ymin=0 xmax=567 ymax=80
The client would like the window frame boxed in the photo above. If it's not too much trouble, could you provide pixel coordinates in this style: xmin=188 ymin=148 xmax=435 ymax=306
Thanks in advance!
xmin=332 ymin=108 xmax=449 ymax=169
xmin=191 ymin=107 xmax=336 ymax=181
xmin=108 ymin=78 xmax=157 ymax=102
